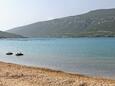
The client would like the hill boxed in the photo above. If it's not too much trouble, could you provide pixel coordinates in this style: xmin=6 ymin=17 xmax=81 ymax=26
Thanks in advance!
xmin=0 ymin=31 xmax=23 ymax=38
xmin=7 ymin=8 xmax=115 ymax=37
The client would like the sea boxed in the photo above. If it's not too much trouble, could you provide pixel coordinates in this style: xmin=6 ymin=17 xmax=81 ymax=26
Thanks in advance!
xmin=0 ymin=37 xmax=115 ymax=79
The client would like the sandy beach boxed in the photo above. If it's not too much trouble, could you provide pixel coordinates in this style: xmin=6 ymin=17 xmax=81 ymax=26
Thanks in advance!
xmin=0 ymin=61 xmax=114 ymax=86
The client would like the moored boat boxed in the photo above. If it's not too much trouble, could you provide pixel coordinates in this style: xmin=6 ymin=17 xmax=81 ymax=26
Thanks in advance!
xmin=15 ymin=53 xmax=24 ymax=56
xmin=6 ymin=52 xmax=13 ymax=55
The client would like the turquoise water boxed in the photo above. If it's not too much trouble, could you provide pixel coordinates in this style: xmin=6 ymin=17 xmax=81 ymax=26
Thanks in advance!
xmin=0 ymin=38 xmax=115 ymax=79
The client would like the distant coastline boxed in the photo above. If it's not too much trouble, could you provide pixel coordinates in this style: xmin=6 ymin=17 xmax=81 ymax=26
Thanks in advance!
xmin=34 ymin=35 xmax=115 ymax=38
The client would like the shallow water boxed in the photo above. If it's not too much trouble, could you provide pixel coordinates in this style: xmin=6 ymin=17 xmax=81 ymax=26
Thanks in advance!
xmin=0 ymin=38 xmax=115 ymax=79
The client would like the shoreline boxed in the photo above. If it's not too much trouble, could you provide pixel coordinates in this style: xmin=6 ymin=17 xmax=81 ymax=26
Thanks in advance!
xmin=0 ymin=61 xmax=114 ymax=86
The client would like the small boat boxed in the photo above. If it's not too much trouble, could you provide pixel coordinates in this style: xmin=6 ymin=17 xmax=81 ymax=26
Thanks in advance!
xmin=15 ymin=53 xmax=24 ymax=56
xmin=6 ymin=52 xmax=13 ymax=55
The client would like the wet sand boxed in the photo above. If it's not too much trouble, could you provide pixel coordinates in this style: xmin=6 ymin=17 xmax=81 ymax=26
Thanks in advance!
xmin=0 ymin=61 xmax=114 ymax=86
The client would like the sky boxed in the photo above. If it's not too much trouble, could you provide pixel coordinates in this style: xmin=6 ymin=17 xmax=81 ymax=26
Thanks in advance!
xmin=0 ymin=0 xmax=115 ymax=31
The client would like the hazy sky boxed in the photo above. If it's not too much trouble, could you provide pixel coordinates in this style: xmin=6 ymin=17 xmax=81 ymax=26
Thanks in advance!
xmin=0 ymin=0 xmax=115 ymax=31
